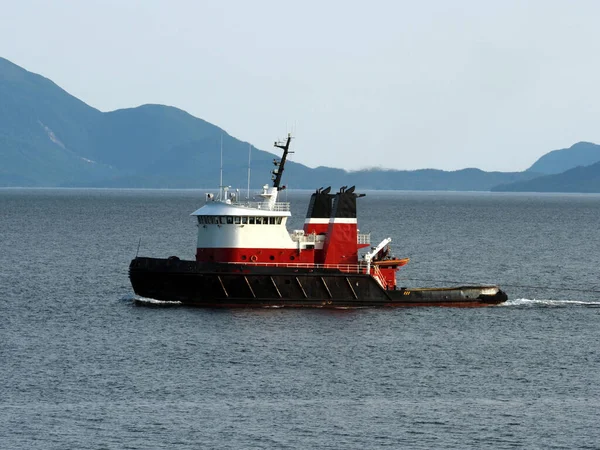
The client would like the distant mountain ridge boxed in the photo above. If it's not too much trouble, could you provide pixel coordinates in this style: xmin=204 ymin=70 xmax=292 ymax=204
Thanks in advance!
xmin=526 ymin=142 xmax=600 ymax=174
xmin=493 ymin=160 xmax=600 ymax=193
xmin=0 ymin=56 xmax=597 ymax=192
xmin=492 ymin=142 xmax=600 ymax=192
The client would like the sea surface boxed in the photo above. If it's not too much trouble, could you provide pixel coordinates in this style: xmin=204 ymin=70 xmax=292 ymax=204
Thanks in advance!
xmin=1 ymin=188 xmax=599 ymax=449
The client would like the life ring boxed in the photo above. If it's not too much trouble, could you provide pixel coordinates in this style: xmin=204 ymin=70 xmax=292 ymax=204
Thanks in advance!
xmin=250 ymin=255 xmax=258 ymax=262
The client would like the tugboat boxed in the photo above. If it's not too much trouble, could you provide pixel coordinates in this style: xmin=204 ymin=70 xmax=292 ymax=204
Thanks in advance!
xmin=129 ymin=134 xmax=508 ymax=307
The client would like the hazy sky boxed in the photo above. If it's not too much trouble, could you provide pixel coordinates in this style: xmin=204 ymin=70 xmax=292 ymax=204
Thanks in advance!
xmin=2 ymin=0 xmax=600 ymax=171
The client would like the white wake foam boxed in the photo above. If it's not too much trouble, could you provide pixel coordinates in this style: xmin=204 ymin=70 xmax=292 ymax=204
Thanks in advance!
xmin=501 ymin=298 xmax=600 ymax=307
xmin=121 ymin=293 xmax=182 ymax=306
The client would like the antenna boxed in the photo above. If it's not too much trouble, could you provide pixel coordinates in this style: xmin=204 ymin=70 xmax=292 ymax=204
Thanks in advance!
xmin=247 ymin=143 xmax=252 ymax=199
xmin=272 ymin=133 xmax=294 ymax=189
xmin=135 ymin=237 xmax=141 ymax=258
xmin=219 ymin=134 xmax=223 ymax=199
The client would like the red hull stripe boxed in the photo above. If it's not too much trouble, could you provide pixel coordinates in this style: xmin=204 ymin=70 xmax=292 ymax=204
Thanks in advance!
xmin=196 ymin=247 xmax=318 ymax=264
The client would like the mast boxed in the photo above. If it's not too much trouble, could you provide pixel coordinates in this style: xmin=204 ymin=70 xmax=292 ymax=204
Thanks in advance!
xmin=247 ymin=143 xmax=252 ymax=199
xmin=219 ymin=134 xmax=223 ymax=198
xmin=272 ymin=134 xmax=293 ymax=189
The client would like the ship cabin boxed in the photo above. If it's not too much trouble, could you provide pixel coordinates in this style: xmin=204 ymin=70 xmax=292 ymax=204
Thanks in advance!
xmin=191 ymin=185 xmax=329 ymax=265
xmin=190 ymin=184 xmax=403 ymax=290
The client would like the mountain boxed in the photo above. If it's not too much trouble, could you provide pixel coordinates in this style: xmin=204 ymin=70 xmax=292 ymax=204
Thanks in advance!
xmin=322 ymin=167 xmax=538 ymax=191
xmin=0 ymin=57 xmax=322 ymax=188
xmin=526 ymin=142 xmax=600 ymax=175
xmin=0 ymin=56 xmax=577 ymax=190
xmin=0 ymin=57 xmax=113 ymax=186
xmin=493 ymin=141 xmax=600 ymax=192
xmin=492 ymin=160 xmax=600 ymax=193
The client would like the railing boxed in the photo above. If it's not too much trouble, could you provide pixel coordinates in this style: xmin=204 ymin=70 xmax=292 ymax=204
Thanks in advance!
xmin=221 ymin=260 xmax=390 ymax=288
xmin=357 ymin=233 xmax=371 ymax=245
xmin=289 ymin=232 xmax=370 ymax=243
xmin=290 ymin=232 xmax=370 ymax=245
xmin=230 ymin=201 xmax=291 ymax=211
xmin=224 ymin=261 xmax=369 ymax=274
xmin=290 ymin=233 xmax=326 ymax=243
xmin=371 ymin=265 xmax=388 ymax=289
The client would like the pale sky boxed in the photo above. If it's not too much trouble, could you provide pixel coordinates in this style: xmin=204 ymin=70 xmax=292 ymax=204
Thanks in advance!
xmin=2 ymin=0 xmax=600 ymax=172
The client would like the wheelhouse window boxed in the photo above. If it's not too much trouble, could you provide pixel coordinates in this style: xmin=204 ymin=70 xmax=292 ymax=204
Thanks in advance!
xmin=198 ymin=215 xmax=284 ymax=225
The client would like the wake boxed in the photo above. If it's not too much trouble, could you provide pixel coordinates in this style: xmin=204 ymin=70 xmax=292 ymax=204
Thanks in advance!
xmin=501 ymin=298 xmax=600 ymax=307
xmin=121 ymin=293 xmax=182 ymax=307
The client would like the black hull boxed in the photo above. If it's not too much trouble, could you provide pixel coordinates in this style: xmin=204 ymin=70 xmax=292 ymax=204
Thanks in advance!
xmin=129 ymin=257 xmax=508 ymax=308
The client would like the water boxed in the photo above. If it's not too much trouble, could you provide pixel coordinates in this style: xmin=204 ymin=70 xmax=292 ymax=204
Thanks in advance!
xmin=1 ymin=189 xmax=600 ymax=449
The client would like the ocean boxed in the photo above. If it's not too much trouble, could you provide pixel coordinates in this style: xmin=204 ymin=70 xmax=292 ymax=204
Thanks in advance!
xmin=1 ymin=188 xmax=599 ymax=449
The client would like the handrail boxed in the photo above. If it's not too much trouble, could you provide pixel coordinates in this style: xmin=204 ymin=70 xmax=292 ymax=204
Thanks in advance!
xmin=371 ymin=265 xmax=388 ymax=289
xmin=223 ymin=260 xmax=370 ymax=274
xmin=231 ymin=201 xmax=290 ymax=211
xmin=357 ymin=233 xmax=371 ymax=244
xmin=290 ymin=233 xmax=370 ymax=244
xmin=290 ymin=233 xmax=326 ymax=243
xmin=219 ymin=260 xmax=391 ymax=288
